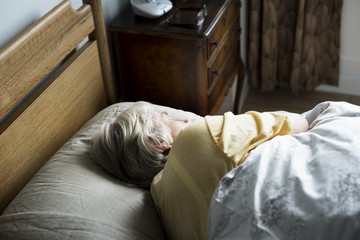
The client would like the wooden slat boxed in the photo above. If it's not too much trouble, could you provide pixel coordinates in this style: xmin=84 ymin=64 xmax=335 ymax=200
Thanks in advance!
xmin=0 ymin=41 xmax=107 ymax=213
xmin=0 ymin=0 xmax=94 ymax=120
xmin=84 ymin=0 xmax=116 ymax=104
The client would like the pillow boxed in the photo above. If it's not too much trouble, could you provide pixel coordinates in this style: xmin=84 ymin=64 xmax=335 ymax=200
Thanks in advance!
xmin=0 ymin=102 xmax=201 ymax=240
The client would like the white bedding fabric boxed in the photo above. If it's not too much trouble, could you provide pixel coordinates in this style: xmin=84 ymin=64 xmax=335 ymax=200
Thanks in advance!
xmin=0 ymin=102 xmax=201 ymax=240
xmin=207 ymin=101 xmax=360 ymax=240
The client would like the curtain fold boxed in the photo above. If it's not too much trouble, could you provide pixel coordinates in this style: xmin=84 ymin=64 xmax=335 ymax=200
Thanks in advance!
xmin=248 ymin=0 xmax=343 ymax=94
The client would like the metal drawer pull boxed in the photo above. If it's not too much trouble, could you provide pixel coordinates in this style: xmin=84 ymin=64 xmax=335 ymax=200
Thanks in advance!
xmin=211 ymin=40 xmax=219 ymax=47
xmin=212 ymin=69 xmax=220 ymax=75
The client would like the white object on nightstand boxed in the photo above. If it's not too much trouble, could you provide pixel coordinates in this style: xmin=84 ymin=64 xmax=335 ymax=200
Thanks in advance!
xmin=130 ymin=0 xmax=173 ymax=19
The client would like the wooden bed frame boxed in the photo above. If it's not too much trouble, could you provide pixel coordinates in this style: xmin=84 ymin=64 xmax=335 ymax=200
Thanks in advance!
xmin=0 ymin=0 xmax=115 ymax=213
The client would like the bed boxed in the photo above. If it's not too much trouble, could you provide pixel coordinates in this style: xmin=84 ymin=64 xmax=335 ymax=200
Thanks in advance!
xmin=0 ymin=1 xmax=198 ymax=238
xmin=0 ymin=0 xmax=165 ymax=238
xmin=1 ymin=0 xmax=360 ymax=239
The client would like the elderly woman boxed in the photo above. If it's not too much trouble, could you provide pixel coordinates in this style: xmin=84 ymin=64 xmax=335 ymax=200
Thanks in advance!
xmin=91 ymin=101 xmax=309 ymax=240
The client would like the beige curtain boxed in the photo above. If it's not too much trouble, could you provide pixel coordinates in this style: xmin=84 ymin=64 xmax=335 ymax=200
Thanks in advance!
xmin=248 ymin=0 xmax=343 ymax=94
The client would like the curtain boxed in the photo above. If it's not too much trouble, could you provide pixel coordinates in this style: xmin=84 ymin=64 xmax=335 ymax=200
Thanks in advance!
xmin=248 ymin=0 xmax=343 ymax=94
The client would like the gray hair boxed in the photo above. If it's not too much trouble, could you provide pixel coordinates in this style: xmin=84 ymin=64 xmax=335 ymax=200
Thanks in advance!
xmin=91 ymin=102 xmax=172 ymax=188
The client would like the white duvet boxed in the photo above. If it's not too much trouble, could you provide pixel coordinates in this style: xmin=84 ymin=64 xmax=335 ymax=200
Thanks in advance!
xmin=207 ymin=101 xmax=360 ymax=240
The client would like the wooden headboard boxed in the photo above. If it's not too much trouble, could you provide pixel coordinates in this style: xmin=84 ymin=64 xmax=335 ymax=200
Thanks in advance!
xmin=0 ymin=0 xmax=116 ymax=213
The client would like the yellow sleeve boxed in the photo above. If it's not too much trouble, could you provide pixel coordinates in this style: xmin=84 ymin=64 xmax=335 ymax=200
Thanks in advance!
xmin=151 ymin=119 xmax=233 ymax=240
xmin=205 ymin=111 xmax=293 ymax=166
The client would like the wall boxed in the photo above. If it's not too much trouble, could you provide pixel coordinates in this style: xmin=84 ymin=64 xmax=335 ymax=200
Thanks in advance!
xmin=0 ymin=0 xmax=128 ymax=49
xmin=315 ymin=0 xmax=360 ymax=96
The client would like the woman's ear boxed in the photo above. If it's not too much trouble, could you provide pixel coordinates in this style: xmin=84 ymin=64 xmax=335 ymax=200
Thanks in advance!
xmin=149 ymin=137 xmax=172 ymax=153
xmin=156 ymin=142 xmax=172 ymax=152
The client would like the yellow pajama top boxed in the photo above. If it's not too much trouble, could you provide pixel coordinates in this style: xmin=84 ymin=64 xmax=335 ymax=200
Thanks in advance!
xmin=151 ymin=111 xmax=293 ymax=240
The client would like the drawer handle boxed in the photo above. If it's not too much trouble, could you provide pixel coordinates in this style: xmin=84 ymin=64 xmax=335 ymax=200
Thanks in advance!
xmin=211 ymin=40 xmax=219 ymax=47
xmin=223 ymin=13 xmax=228 ymax=26
xmin=212 ymin=69 xmax=220 ymax=76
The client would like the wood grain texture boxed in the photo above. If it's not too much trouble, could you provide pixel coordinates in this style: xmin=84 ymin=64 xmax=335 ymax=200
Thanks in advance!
xmin=84 ymin=0 xmax=116 ymax=104
xmin=111 ymin=0 xmax=242 ymax=115
xmin=0 ymin=1 xmax=94 ymax=121
xmin=0 ymin=41 xmax=107 ymax=213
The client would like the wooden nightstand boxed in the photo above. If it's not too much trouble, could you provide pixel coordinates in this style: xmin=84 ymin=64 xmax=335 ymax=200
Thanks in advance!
xmin=110 ymin=0 xmax=245 ymax=115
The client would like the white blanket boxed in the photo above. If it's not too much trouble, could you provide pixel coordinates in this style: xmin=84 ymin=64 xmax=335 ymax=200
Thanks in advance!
xmin=207 ymin=101 xmax=360 ymax=240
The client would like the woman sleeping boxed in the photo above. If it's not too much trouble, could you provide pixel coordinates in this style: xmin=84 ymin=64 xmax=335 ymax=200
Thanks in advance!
xmin=90 ymin=101 xmax=308 ymax=240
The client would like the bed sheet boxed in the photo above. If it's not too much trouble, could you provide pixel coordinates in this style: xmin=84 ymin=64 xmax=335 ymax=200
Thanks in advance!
xmin=207 ymin=101 xmax=360 ymax=240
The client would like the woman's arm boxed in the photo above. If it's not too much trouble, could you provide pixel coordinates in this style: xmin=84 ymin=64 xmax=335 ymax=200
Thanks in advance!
xmin=276 ymin=111 xmax=309 ymax=134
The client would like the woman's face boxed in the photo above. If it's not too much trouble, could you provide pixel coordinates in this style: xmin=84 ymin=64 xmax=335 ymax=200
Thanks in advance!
xmin=160 ymin=112 xmax=190 ymax=140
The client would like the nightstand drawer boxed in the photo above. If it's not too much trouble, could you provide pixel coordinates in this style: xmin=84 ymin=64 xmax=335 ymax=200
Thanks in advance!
xmin=208 ymin=49 xmax=239 ymax=109
xmin=208 ymin=21 xmax=239 ymax=89
xmin=207 ymin=0 xmax=239 ymax=59
xmin=110 ymin=0 xmax=243 ymax=115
